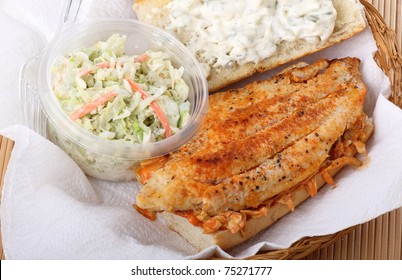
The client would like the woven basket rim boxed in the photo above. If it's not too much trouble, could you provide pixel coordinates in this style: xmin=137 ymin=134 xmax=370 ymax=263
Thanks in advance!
xmin=239 ymin=0 xmax=402 ymax=261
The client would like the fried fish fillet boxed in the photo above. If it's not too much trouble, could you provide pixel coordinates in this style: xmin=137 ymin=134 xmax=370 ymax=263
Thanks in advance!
xmin=136 ymin=57 xmax=371 ymax=219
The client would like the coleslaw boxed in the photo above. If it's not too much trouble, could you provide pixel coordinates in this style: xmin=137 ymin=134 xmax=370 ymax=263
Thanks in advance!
xmin=51 ymin=34 xmax=191 ymax=144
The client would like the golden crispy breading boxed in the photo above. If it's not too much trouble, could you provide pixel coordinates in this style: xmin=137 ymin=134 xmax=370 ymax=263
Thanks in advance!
xmin=136 ymin=58 xmax=368 ymax=215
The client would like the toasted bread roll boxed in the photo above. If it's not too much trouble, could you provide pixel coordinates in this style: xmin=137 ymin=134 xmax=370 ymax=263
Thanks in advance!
xmin=133 ymin=0 xmax=366 ymax=92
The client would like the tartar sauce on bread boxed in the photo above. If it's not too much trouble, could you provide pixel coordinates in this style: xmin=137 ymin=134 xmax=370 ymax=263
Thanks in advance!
xmin=166 ymin=0 xmax=337 ymax=76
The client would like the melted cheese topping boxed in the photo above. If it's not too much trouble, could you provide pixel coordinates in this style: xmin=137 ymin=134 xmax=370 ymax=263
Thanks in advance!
xmin=166 ymin=0 xmax=337 ymax=76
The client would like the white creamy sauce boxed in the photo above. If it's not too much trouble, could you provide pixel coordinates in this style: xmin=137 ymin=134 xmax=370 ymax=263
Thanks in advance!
xmin=166 ymin=0 xmax=337 ymax=76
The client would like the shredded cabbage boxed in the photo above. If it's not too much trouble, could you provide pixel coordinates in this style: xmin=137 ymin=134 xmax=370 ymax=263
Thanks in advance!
xmin=52 ymin=34 xmax=191 ymax=144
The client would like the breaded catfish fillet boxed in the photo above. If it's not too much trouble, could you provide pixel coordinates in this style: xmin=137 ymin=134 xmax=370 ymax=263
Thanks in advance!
xmin=136 ymin=57 xmax=369 ymax=217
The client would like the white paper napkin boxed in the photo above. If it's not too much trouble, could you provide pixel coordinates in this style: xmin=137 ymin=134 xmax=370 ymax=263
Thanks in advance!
xmin=1 ymin=1 xmax=402 ymax=259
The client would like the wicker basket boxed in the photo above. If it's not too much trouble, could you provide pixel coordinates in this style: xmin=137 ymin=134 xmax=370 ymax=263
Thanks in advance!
xmin=0 ymin=0 xmax=401 ymax=260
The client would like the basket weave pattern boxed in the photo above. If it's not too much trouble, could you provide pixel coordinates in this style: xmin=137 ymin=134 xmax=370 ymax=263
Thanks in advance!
xmin=362 ymin=1 xmax=402 ymax=108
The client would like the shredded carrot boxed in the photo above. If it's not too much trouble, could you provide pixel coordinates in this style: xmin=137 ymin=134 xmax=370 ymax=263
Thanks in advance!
xmin=226 ymin=212 xmax=246 ymax=234
xmin=353 ymin=140 xmax=367 ymax=155
xmin=79 ymin=54 xmax=147 ymax=78
xmin=78 ymin=69 xmax=93 ymax=77
xmin=96 ymin=62 xmax=112 ymax=69
xmin=321 ymin=170 xmax=335 ymax=187
xmin=78 ymin=61 xmax=113 ymax=77
xmin=203 ymin=216 xmax=226 ymax=234
xmin=175 ymin=211 xmax=203 ymax=227
xmin=277 ymin=192 xmax=295 ymax=211
xmin=134 ymin=53 xmax=149 ymax=63
xmin=79 ymin=54 xmax=148 ymax=78
xmin=127 ymin=79 xmax=172 ymax=138
xmin=69 ymin=91 xmax=118 ymax=121
xmin=324 ymin=157 xmax=362 ymax=173
xmin=306 ymin=177 xmax=318 ymax=197
xmin=241 ymin=206 xmax=269 ymax=219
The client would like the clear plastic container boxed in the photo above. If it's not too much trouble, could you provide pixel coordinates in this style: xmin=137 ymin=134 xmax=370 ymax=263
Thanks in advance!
xmin=36 ymin=18 xmax=208 ymax=181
